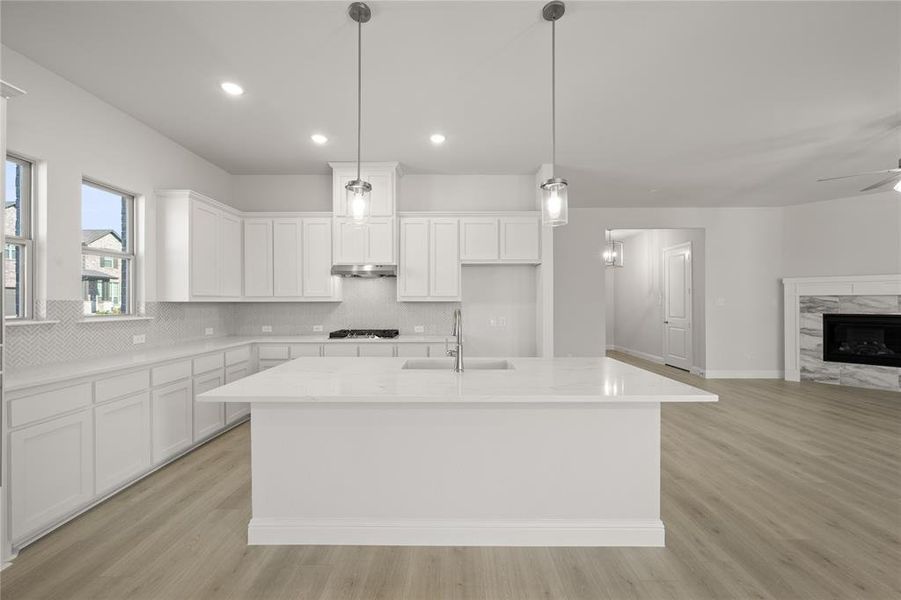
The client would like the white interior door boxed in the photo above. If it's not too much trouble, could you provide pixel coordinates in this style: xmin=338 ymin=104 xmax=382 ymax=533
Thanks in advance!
xmin=663 ymin=242 xmax=692 ymax=371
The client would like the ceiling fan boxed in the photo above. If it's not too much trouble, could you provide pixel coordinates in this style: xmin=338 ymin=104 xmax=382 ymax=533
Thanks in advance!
xmin=818 ymin=158 xmax=901 ymax=192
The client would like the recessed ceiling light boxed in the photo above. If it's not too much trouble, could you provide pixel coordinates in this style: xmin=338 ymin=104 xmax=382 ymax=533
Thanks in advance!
xmin=430 ymin=133 xmax=446 ymax=145
xmin=311 ymin=134 xmax=328 ymax=145
xmin=220 ymin=82 xmax=244 ymax=96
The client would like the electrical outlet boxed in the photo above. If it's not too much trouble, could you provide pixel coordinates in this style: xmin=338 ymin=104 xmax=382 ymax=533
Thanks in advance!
xmin=262 ymin=325 xmax=273 ymax=333
xmin=414 ymin=325 xmax=424 ymax=333
xmin=313 ymin=325 xmax=324 ymax=332
xmin=205 ymin=327 xmax=214 ymax=336
xmin=132 ymin=334 xmax=146 ymax=345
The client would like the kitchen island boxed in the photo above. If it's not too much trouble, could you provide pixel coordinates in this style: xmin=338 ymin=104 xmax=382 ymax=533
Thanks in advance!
xmin=200 ymin=356 xmax=717 ymax=547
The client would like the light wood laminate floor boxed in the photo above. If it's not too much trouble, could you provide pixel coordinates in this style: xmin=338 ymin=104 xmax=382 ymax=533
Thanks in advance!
xmin=2 ymin=352 xmax=899 ymax=600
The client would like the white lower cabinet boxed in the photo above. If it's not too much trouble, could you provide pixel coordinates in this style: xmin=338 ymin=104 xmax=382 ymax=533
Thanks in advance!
xmin=95 ymin=392 xmax=151 ymax=495
xmin=10 ymin=411 xmax=94 ymax=543
xmin=151 ymin=380 xmax=193 ymax=465
xmin=323 ymin=344 xmax=359 ymax=357
xmin=396 ymin=344 xmax=430 ymax=357
xmin=359 ymin=344 xmax=394 ymax=357
xmin=224 ymin=363 xmax=251 ymax=423
xmin=193 ymin=370 xmax=226 ymax=441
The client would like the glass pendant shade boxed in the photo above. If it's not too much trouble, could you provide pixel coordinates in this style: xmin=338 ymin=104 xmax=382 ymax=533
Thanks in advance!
xmin=894 ymin=178 xmax=901 ymax=192
xmin=345 ymin=179 xmax=372 ymax=225
xmin=540 ymin=177 xmax=568 ymax=226
xmin=604 ymin=240 xmax=624 ymax=267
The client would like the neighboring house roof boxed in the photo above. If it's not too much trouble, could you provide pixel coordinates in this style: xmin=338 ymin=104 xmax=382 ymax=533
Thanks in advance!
xmin=82 ymin=269 xmax=116 ymax=281
xmin=82 ymin=229 xmax=122 ymax=246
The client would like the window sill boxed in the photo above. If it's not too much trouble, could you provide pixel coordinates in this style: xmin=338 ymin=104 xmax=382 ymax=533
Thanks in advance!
xmin=4 ymin=319 xmax=61 ymax=327
xmin=78 ymin=316 xmax=154 ymax=324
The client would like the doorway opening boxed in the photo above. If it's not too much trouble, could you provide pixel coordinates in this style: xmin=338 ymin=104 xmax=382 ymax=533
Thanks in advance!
xmin=605 ymin=228 xmax=706 ymax=375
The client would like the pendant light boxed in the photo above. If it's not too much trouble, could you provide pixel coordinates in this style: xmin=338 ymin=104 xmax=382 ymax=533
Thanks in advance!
xmin=346 ymin=2 xmax=372 ymax=226
xmin=540 ymin=1 xmax=568 ymax=227
xmin=604 ymin=230 xmax=623 ymax=267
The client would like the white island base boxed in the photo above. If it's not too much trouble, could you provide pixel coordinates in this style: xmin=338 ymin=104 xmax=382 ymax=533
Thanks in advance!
xmin=200 ymin=357 xmax=717 ymax=547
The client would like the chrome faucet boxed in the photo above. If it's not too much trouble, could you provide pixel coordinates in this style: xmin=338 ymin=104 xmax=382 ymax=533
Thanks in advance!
xmin=446 ymin=308 xmax=463 ymax=372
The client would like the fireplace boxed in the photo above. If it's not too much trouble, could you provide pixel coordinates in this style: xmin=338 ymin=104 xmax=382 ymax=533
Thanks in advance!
xmin=823 ymin=314 xmax=901 ymax=368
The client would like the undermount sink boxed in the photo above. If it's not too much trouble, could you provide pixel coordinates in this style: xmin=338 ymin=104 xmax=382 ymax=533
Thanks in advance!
xmin=401 ymin=359 xmax=515 ymax=371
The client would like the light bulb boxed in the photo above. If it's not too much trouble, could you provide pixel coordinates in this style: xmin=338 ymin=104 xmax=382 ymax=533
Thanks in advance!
xmin=350 ymin=192 xmax=367 ymax=221
xmin=546 ymin=191 xmax=562 ymax=219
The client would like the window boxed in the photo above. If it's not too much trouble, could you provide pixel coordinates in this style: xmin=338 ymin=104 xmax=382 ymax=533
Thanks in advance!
xmin=81 ymin=180 xmax=135 ymax=316
xmin=5 ymin=155 xmax=32 ymax=319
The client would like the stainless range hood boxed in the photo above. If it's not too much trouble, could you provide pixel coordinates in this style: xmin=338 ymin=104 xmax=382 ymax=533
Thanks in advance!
xmin=331 ymin=264 xmax=397 ymax=278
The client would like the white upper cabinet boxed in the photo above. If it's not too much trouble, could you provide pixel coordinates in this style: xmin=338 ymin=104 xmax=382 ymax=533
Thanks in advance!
xmin=244 ymin=216 xmax=340 ymax=301
xmin=330 ymin=162 xmax=398 ymax=265
xmin=302 ymin=218 xmax=337 ymax=297
xmin=398 ymin=217 xmax=460 ymax=302
xmin=243 ymin=219 xmax=274 ymax=297
xmin=329 ymin=162 xmax=398 ymax=217
xmin=458 ymin=215 xmax=541 ymax=264
xmin=273 ymin=219 xmax=303 ymax=297
xmin=157 ymin=190 xmax=245 ymax=301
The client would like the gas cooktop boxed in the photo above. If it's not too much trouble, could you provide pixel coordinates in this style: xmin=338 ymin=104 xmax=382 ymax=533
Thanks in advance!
xmin=328 ymin=329 xmax=400 ymax=339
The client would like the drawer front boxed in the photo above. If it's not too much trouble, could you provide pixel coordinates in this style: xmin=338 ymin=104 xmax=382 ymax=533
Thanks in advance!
xmin=193 ymin=353 xmax=225 ymax=375
xmin=290 ymin=344 xmax=321 ymax=358
xmin=95 ymin=370 xmax=149 ymax=404
xmin=225 ymin=346 xmax=251 ymax=366
xmin=9 ymin=382 xmax=93 ymax=429
xmin=258 ymin=345 xmax=290 ymax=360
xmin=151 ymin=360 xmax=192 ymax=387
xmin=396 ymin=343 xmax=429 ymax=357
xmin=427 ymin=343 xmax=449 ymax=358
xmin=225 ymin=363 xmax=250 ymax=383
xmin=322 ymin=344 xmax=359 ymax=357
xmin=258 ymin=359 xmax=286 ymax=370
xmin=359 ymin=344 xmax=395 ymax=357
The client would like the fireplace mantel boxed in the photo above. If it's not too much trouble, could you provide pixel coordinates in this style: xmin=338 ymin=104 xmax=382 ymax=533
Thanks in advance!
xmin=782 ymin=274 xmax=901 ymax=381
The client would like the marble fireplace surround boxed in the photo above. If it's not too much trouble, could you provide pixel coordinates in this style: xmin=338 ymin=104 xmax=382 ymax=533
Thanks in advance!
xmin=783 ymin=274 xmax=901 ymax=392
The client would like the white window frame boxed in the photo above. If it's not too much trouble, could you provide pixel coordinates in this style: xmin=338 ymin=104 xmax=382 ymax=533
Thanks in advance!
xmin=5 ymin=154 xmax=33 ymax=319
xmin=81 ymin=178 xmax=136 ymax=316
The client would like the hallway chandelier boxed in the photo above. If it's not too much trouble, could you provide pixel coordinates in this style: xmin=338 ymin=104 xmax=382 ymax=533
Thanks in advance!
xmin=346 ymin=2 xmax=372 ymax=225
xmin=539 ymin=1 xmax=568 ymax=227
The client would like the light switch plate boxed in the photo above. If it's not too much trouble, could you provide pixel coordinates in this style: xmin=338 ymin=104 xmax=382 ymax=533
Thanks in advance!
xmin=262 ymin=325 xmax=273 ymax=333
xmin=205 ymin=327 xmax=214 ymax=336
xmin=313 ymin=325 xmax=324 ymax=332
xmin=414 ymin=325 xmax=424 ymax=333
xmin=132 ymin=334 xmax=146 ymax=345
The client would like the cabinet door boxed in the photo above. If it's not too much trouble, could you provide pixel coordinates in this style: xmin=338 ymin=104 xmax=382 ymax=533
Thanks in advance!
xmin=334 ymin=218 xmax=365 ymax=264
xmin=10 ymin=411 xmax=94 ymax=543
xmin=460 ymin=218 xmax=499 ymax=261
xmin=365 ymin=218 xmax=395 ymax=264
xmin=322 ymin=344 xmax=359 ymax=357
xmin=398 ymin=218 xmax=429 ymax=299
xmin=332 ymin=172 xmax=355 ymax=216
xmin=290 ymin=344 xmax=322 ymax=358
xmin=396 ymin=344 xmax=429 ymax=357
xmin=273 ymin=219 xmax=304 ymax=297
xmin=219 ymin=212 xmax=243 ymax=297
xmin=244 ymin=219 xmax=273 ymax=297
xmin=499 ymin=216 xmax=540 ymax=262
xmin=430 ymin=218 xmax=460 ymax=299
xmin=151 ymin=381 xmax=193 ymax=464
xmin=364 ymin=170 xmax=394 ymax=216
xmin=225 ymin=364 xmax=251 ymax=423
xmin=359 ymin=344 xmax=395 ymax=357
xmin=193 ymin=370 xmax=225 ymax=441
xmin=95 ymin=392 xmax=151 ymax=495
xmin=303 ymin=218 xmax=334 ymax=297
xmin=191 ymin=201 xmax=221 ymax=296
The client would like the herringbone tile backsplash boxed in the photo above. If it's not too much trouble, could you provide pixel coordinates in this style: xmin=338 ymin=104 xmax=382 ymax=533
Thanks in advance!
xmin=5 ymin=279 xmax=459 ymax=369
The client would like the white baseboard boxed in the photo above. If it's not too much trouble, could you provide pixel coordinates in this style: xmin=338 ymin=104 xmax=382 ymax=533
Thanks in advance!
xmin=607 ymin=345 xmax=665 ymax=364
xmin=704 ymin=370 xmax=784 ymax=379
xmin=248 ymin=518 xmax=665 ymax=547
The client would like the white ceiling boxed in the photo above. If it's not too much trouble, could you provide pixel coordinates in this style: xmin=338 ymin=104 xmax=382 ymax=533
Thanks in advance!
xmin=2 ymin=1 xmax=900 ymax=207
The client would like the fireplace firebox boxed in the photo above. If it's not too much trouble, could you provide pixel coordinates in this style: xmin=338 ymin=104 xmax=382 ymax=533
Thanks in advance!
xmin=823 ymin=314 xmax=901 ymax=368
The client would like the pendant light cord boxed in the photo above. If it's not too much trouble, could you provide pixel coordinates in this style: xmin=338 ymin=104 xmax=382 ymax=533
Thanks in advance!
xmin=356 ymin=18 xmax=362 ymax=182
xmin=551 ymin=19 xmax=556 ymax=176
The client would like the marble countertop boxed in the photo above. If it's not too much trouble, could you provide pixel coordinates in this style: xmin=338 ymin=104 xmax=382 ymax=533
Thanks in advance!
xmin=5 ymin=335 xmax=450 ymax=392
xmin=199 ymin=357 xmax=718 ymax=405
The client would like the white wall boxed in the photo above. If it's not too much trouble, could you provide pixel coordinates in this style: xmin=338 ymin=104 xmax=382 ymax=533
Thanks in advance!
xmin=461 ymin=265 xmax=536 ymax=357
xmin=555 ymin=207 xmax=783 ymax=377
xmin=610 ymin=229 xmax=706 ymax=370
xmin=3 ymin=47 xmax=233 ymax=303
xmin=400 ymin=175 xmax=535 ymax=212
xmin=782 ymin=192 xmax=901 ymax=277
xmin=231 ymin=174 xmax=331 ymax=212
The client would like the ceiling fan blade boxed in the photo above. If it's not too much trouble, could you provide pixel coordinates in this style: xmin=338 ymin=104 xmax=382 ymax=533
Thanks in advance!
xmin=859 ymin=174 xmax=901 ymax=192
xmin=818 ymin=168 xmax=901 ymax=182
